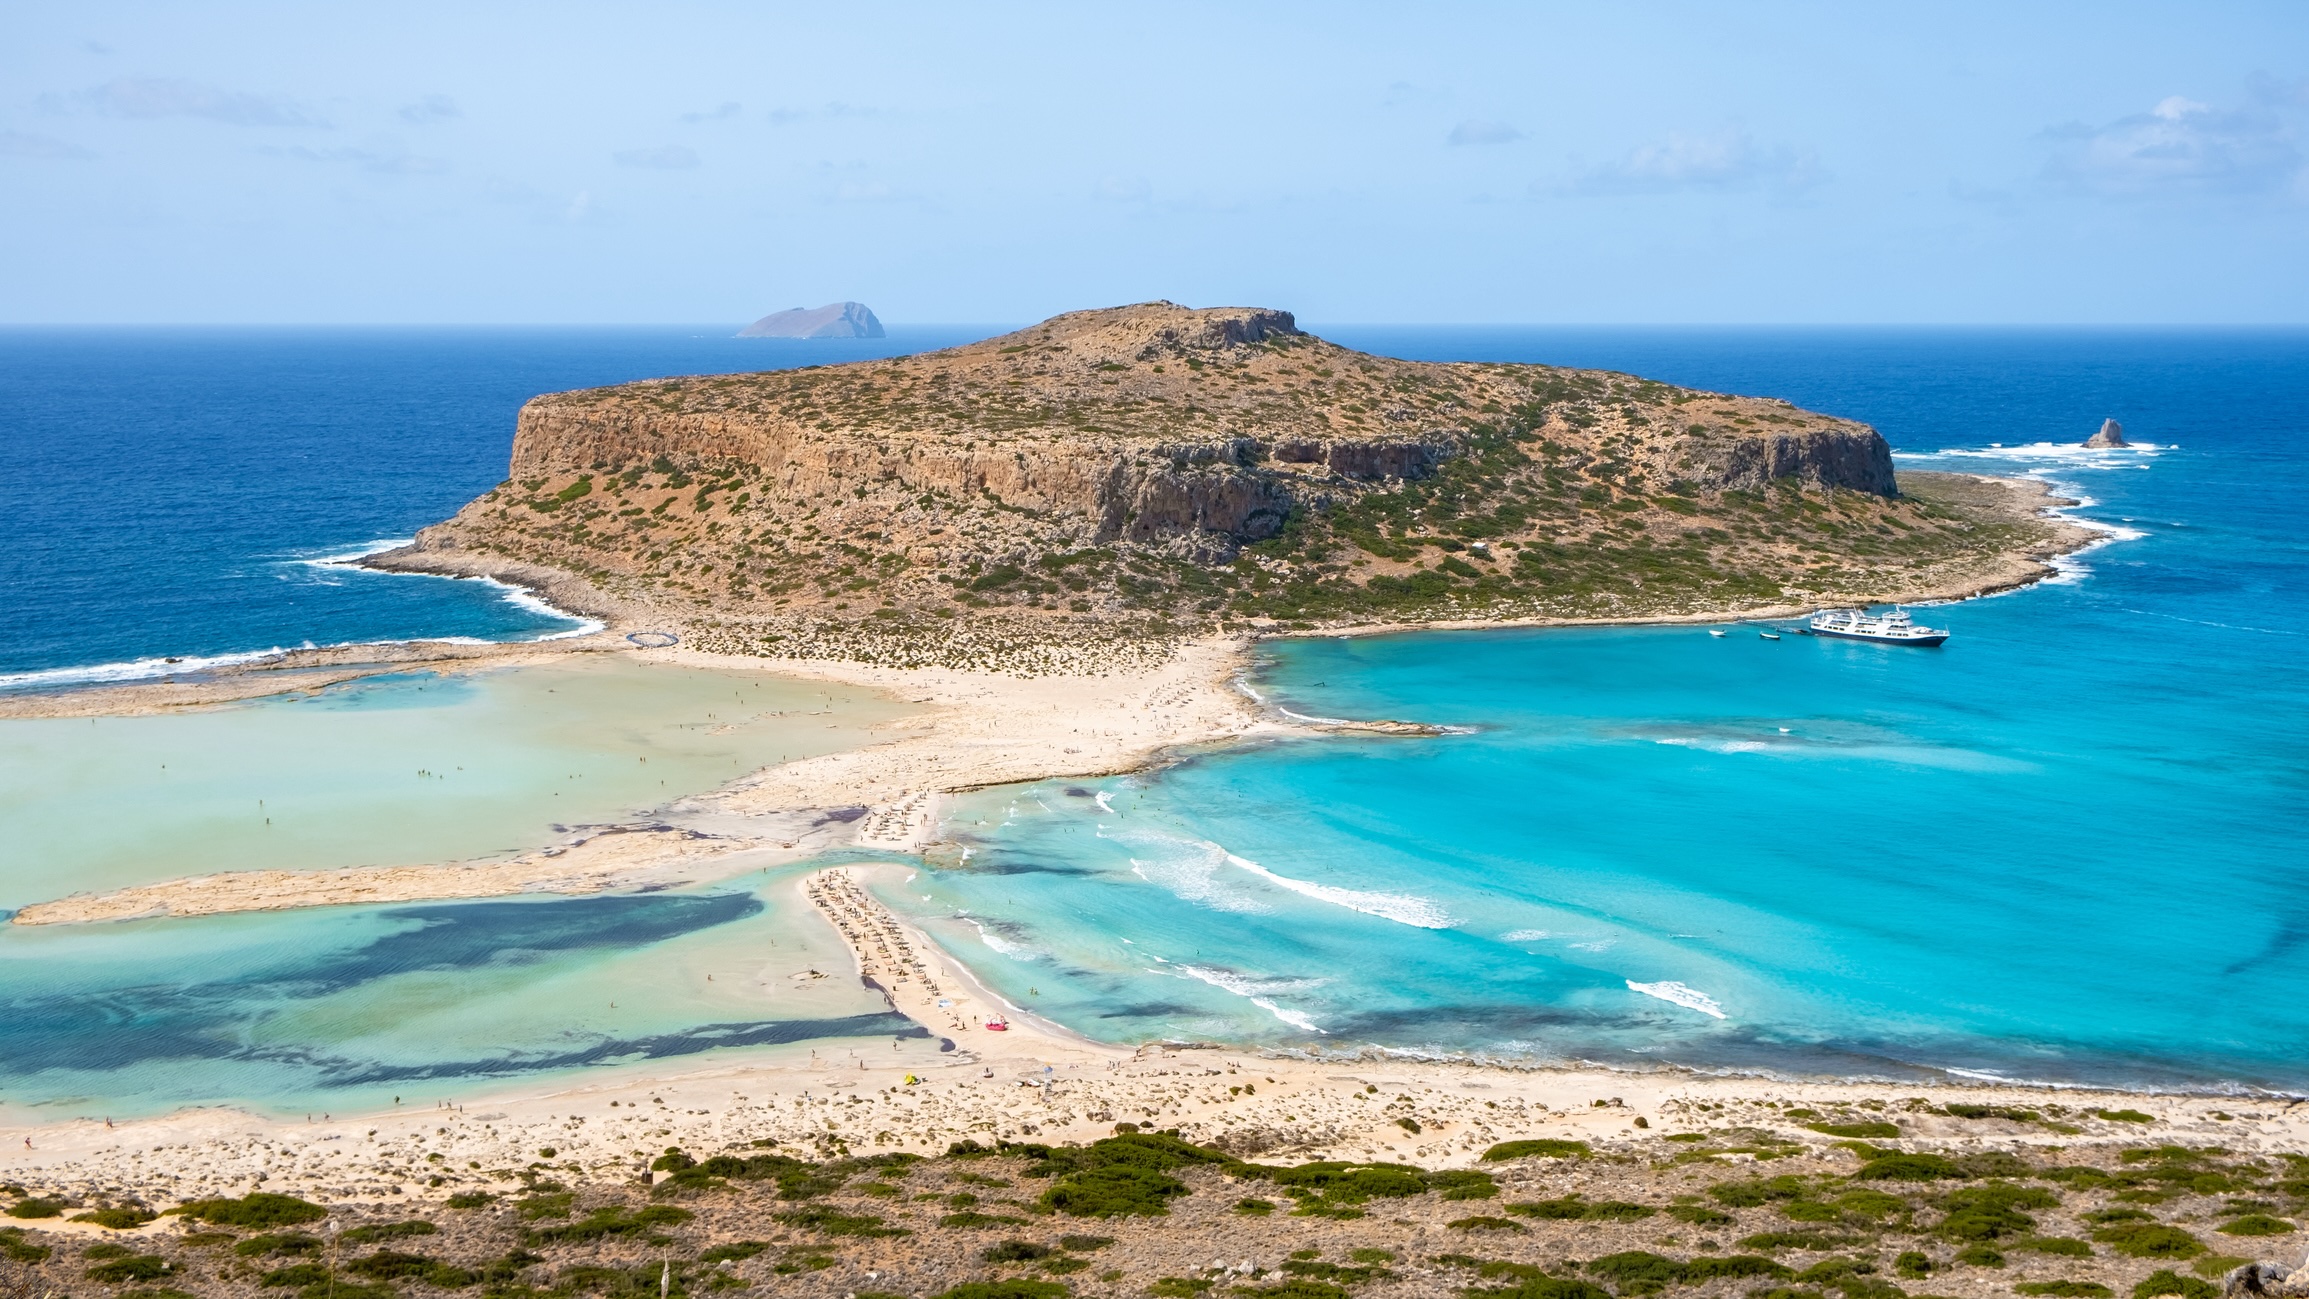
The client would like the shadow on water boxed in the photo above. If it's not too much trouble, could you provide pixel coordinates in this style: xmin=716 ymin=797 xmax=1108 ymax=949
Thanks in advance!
xmin=0 ymin=893 xmax=919 ymax=1089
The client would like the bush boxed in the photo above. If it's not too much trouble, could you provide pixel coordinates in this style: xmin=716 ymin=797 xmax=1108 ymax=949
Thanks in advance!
xmin=1741 ymin=1231 xmax=1864 ymax=1252
xmin=1263 ymin=1162 xmax=1427 ymax=1202
xmin=1711 ymin=1177 xmax=1809 ymax=1207
xmin=2135 ymin=1271 xmax=2220 ymax=1299
xmin=1857 ymin=1154 xmax=1965 ymax=1181
xmin=259 ymin=1263 xmax=331 ymax=1287
xmin=1938 ymin=1184 xmax=2055 ymax=1242
xmin=2093 ymin=1223 xmax=2204 ymax=1259
xmin=529 ymin=1203 xmax=696 ymax=1243
xmin=2217 ymin=1215 xmax=2295 ymax=1237
xmin=236 ymin=1232 xmax=323 ymax=1257
xmin=1041 ymin=1165 xmax=1188 ymax=1218
xmin=1805 ymin=1121 xmax=1901 ymax=1139
xmin=173 ymin=1192 xmax=328 ymax=1228
xmin=1233 ymin=1283 xmax=1350 ymax=1299
xmin=1481 ymin=1139 xmax=1591 ymax=1162
xmin=73 ymin=1206 xmax=157 ymax=1228
xmin=1681 ymin=1256 xmax=1791 ymax=1282
xmin=700 ymin=1242 xmax=770 ymax=1264
xmin=1432 ymin=1170 xmax=1500 ymax=1200
xmin=88 ymin=1255 xmax=173 ymax=1283
xmin=1059 ymin=1235 xmax=1114 ymax=1251
xmin=1150 ymin=1281 xmax=1213 ymax=1298
xmin=1583 ymin=1251 xmax=1684 ymax=1296
xmin=2098 ymin=1110 xmax=2156 ymax=1124
xmin=342 ymin=1219 xmax=436 ymax=1245
xmin=446 ymin=1191 xmax=495 ymax=1208
xmin=6 ymin=1198 xmax=64 ymax=1218
xmin=984 ymin=1241 xmax=1055 ymax=1262
xmin=1955 ymin=1246 xmax=2004 ymax=1268
xmin=775 ymin=1205 xmax=907 ymax=1237
xmin=0 ymin=1227 xmax=52 ymax=1263
xmin=1448 ymin=1216 xmax=1527 ymax=1233
xmin=1508 ymin=1196 xmax=1656 ymax=1222
xmin=1668 ymin=1203 xmax=1735 ymax=1226
xmin=2012 ymin=1238 xmax=2094 ymax=1257
xmin=1464 ymin=1278 xmax=1610 ymax=1299
xmin=2014 ymin=1284 xmax=2112 ymax=1297
xmin=933 ymin=1283 xmax=1069 ymax=1299
xmin=1893 ymin=1252 xmax=1932 ymax=1279
xmin=1235 ymin=1198 xmax=1274 ymax=1216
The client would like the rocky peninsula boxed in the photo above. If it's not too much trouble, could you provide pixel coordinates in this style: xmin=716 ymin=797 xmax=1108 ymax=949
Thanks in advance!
xmin=368 ymin=302 xmax=2090 ymax=670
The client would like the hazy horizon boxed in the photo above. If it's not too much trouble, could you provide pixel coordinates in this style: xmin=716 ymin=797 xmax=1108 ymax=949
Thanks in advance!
xmin=5 ymin=2 xmax=2305 ymax=326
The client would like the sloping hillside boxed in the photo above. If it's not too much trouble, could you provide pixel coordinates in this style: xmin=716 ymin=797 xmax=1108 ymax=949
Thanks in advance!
xmin=375 ymin=303 xmax=2081 ymax=665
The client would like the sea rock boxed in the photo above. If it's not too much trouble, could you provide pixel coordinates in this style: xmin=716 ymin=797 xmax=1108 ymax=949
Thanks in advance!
xmin=2085 ymin=417 xmax=2128 ymax=448
xmin=738 ymin=301 xmax=886 ymax=339
xmin=2224 ymin=1256 xmax=2309 ymax=1298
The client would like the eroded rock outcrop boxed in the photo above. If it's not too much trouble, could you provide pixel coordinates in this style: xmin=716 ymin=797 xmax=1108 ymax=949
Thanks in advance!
xmin=384 ymin=301 xmax=2071 ymax=644
xmin=2086 ymin=417 xmax=2129 ymax=448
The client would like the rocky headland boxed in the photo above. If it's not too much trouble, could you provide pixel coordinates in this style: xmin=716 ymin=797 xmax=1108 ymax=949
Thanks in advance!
xmin=369 ymin=302 xmax=2091 ymax=669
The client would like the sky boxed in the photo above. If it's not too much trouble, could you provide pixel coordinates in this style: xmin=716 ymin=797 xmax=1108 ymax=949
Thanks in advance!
xmin=2 ymin=1 xmax=2305 ymax=324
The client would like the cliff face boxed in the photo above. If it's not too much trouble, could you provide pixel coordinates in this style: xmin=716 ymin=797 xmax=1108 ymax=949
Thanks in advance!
xmin=392 ymin=302 xmax=2043 ymax=644
xmin=489 ymin=302 xmax=1893 ymax=560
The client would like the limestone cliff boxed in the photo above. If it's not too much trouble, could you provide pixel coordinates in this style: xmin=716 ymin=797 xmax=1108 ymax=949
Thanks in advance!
xmin=381 ymin=302 xmax=2075 ymax=659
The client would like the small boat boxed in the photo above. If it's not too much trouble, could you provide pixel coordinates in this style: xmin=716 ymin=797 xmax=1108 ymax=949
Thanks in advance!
xmin=1807 ymin=606 xmax=1949 ymax=647
xmin=1759 ymin=632 xmax=1781 ymax=641
xmin=984 ymin=1017 xmax=1010 ymax=1032
xmin=1707 ymin=629 xmax=1726 ymax=638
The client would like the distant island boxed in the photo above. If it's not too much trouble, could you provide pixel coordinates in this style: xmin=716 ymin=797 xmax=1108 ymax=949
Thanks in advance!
xmin=375 ymin=302 xmax=2089 ymax=667
xmin=737 ymin=300 xmax=885 ymax=339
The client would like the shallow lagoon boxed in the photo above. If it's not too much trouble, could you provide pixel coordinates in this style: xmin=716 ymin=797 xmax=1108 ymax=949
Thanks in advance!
xmin=0 ymin=655 xmax=914 ymax=909
xmin=0 ymin=655 xmax=927 ymax=1118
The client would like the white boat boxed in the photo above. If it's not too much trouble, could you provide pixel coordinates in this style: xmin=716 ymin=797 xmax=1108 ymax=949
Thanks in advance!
xmin=1759 ymin=632 xmax=1781 ymax=641
xmin=1707 ymin=629 xmax=1726 ymax=638
xmin=1807 ymin=606 xmax=1949 ymax=647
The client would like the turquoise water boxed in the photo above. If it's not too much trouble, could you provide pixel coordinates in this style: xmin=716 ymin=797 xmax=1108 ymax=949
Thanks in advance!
xmin=7 ymin=328 xmax=2302 ymax=1112
xmin=0 ymin=656 xmax=911 ymax=907
xmin=0 ymin=658 xmax=930 ymax=1119
xmin=887 ymin=333 xmax=2309 ymax=1094
xmin=0 ymin=873 xmax=927 ymax=1120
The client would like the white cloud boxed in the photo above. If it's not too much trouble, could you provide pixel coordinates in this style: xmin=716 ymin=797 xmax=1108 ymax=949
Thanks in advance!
xmin=613 ymin=144 xmax=700 ymax=169
xmin=1448 ymin=119 xmax=1522 ymax=146
xmin=55 ymin=78 xmax=324 ymax=127
xmin=767 ymin=101 xmax=878 ymax=125
xmin=0 ymin=130 xmax=94 ymax=160
xmin=1569 ymin=128 xmax=1821 ymax=194
xmin=398 ymin=94 xmax=459 ymax=125
xmin=680 ymin=101 xmax=742 ymax=124
xmin=2042 ymin=93 xmax=2302 ymax=197
xmin=263 ymin=145 xmax=447 ymax=174
xmin=1092 ymin=175 xmax=1150 ymax=202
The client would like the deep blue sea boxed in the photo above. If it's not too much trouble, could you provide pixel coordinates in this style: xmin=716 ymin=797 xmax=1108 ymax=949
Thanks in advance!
xmin=0 ymin=326 xmax=990 ymax=687
xmin=3 ymin=325 xmax=2305 ymax=1109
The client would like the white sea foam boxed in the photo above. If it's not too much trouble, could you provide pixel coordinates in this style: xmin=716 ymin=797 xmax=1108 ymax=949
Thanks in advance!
xmin=964 ymin=917 xmax=1040 ymax=961
xmin=1223 ymin=852 xmax=1452 ymax=929
xmin=304 ymin=540 xmax=605 ymax=639
xmin=1502 ymin=928 xmax=1554 ymax=942
xmin=1094 ymin=790 xmax=1116 ymax=815
xmin=1627 ymin=980 xmax=1727 ymax=1019
xmin=0 ymin=645 xmax=300 ymax=691
xmin=1894 ymin=441 xmax=2167 ymax=466
xmin=1115 ymin=836 xmax=1272 ymax=914
xmin=1171 ymin=964 xmax=1326 ymax=1033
